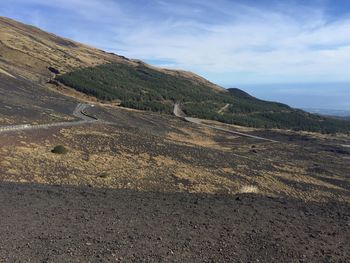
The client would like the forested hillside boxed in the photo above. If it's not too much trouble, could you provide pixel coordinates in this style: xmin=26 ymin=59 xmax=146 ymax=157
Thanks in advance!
xmin=56 ymin=63 xmax=350 ymax=133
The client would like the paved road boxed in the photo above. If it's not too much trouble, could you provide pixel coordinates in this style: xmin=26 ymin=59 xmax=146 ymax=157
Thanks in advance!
xmin=174 ymin=103 xmax=278 ymax=143
xmin=0 ymin=103 xmax=97 ymax=134
xmin=0 ymin=101 xmax=277 ymax=143
xmin=73 ymin=103 xmax=97 ymax=121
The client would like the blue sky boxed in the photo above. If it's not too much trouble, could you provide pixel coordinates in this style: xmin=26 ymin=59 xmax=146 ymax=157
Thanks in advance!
xmin=1 ymin=0 xmax=350 ymax=110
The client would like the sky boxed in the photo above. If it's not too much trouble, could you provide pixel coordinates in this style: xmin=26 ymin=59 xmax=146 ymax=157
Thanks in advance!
xmin=1 ymin=0 xmax=350 ymax=110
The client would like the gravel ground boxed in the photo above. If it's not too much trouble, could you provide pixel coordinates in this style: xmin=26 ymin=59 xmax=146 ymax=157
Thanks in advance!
xmin=0 ymin=182 xmax=349 ymax=262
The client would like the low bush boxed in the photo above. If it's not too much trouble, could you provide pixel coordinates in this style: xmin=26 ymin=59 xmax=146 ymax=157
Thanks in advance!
xmin=99 ymin=172 xmax=110 ymax=179
xmin=51 ymin=145 xmax=68 ymax=154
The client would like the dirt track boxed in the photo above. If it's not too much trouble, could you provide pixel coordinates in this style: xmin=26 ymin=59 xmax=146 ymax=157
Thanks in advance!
xmin=0 ymin=103 xmax=96 ymax=133
xmin=173 ymin=103 xmax=278 ymax=143
xmin=0 ymin=182 xmax=349 ymax=263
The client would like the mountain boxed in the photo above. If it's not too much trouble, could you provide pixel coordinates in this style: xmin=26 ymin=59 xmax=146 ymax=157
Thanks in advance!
xmin=1 ymin=16 xmax=349 ymax=133
xmin=227 ymin=88 xmax=253 ymax=98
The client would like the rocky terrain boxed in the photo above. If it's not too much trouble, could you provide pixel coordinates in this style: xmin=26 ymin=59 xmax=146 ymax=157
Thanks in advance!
xmin=1 ymin=182 xmax=349 ymax=262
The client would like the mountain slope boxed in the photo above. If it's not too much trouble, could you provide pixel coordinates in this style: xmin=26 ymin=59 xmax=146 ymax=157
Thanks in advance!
xmin=0 ymin=17 xmax=122 ymax=81
xmin=0 ymin=16 xmax=222 ymax=91
xmin=56 ymin=63 xmax=350 ymax=133
xmin=1 ymin=16 xmax=349 ymax=133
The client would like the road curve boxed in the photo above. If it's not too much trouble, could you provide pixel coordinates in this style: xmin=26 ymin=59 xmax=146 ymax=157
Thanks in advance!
xmin=173 ymin=103 xmax=278 ymax=143
xmin=0 ymin=103 xmax=97 ymax=134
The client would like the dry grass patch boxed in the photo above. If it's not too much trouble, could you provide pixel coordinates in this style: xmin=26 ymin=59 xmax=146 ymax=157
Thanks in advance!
xmin=167 ymin=126 xmax=234 ymax=151
xmin=239 ymin=185 xmax=259 ymax=194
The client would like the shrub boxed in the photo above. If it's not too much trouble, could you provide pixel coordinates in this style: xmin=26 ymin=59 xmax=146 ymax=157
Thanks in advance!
xmin=51 ymin=145 xmax=68 ymax=154
xmin=99 ymin=172 xmax=109 ymax=178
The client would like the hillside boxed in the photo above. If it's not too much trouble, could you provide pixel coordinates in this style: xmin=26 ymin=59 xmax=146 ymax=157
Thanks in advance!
xmin=56 ymin=63 xmax=350 ymax=133
xmin=0 ymin=17 xmax=221 ymax=90
xmin=0 ymin=16 xmax=348 ymax=133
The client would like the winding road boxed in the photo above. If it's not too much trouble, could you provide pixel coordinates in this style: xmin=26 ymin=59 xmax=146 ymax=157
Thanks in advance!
xmin=174 ymin=103 xmax=278 ymax=143
xmin=1 ymin=101 xmax=277 ymax=144
xmin=0 ymin=103 xmax=97 ymax=134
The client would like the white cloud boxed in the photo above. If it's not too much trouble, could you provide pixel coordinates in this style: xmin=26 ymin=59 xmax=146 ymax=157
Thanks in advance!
xmin=2 ymin=0 xmax=350 ymax=84
xmin=103 ymin=1 xmax=350 ymax=84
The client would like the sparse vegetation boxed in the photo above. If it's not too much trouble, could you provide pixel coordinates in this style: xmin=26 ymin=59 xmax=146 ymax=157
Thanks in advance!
xmin=99 ymin=172 xmax=110 ymax=179
xmin=51 ymin=145 xmax=68 ymax=154
xmin=56 ymin=63 xmax=350 ymax=133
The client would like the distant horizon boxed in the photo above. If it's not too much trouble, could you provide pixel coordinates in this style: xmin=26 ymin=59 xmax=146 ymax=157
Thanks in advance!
xmin=232 ymin=82 xmax=350 ymax=112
